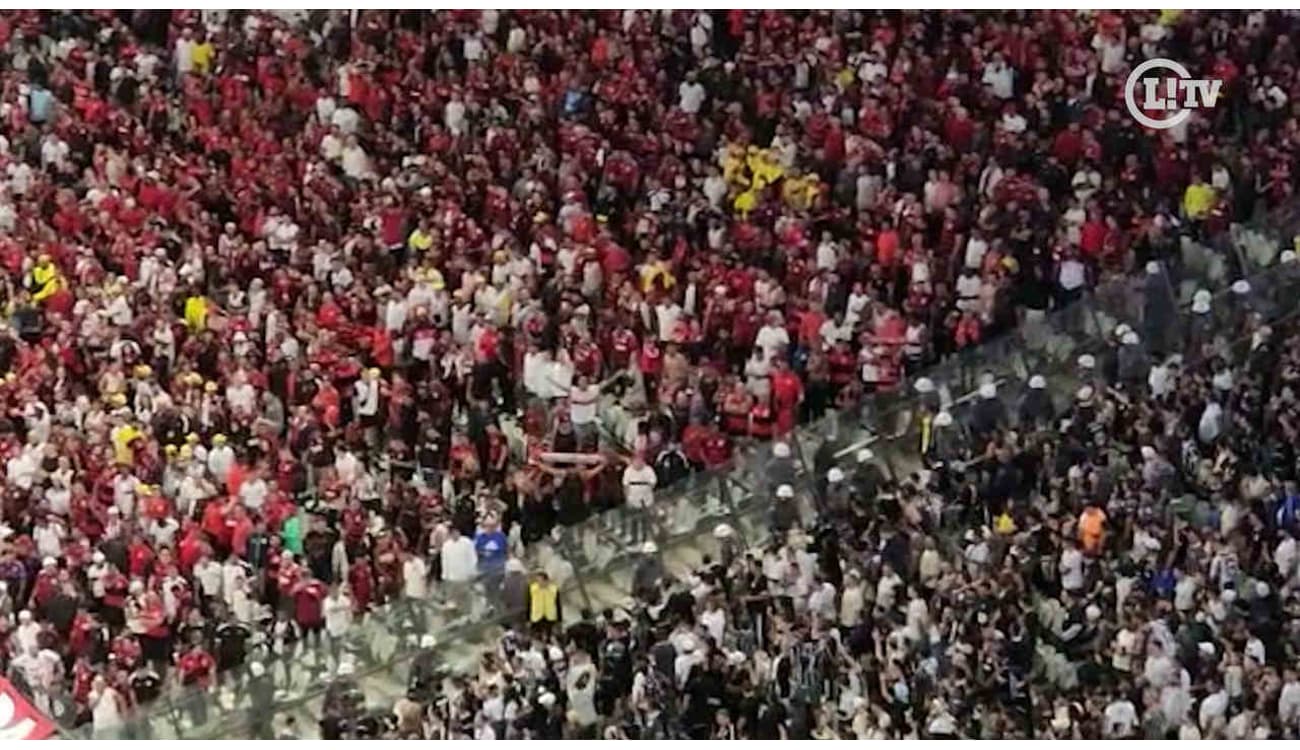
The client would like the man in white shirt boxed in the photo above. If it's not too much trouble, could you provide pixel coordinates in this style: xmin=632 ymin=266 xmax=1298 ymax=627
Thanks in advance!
xmin=1060 ymin=542 xmax=1085 ymax=592
xmin=403 ymin=551 xmax=428 ymax=608
xmin=174 ymin=28 xmax=195 ymax=78
xmin=1276 ymin=532 xmax=1298 ymax=583
xmin=1104 ymin=695 xmax=1139 ymax=737
xmin=678 ymin=72 xmax=706 ymax=114
xmin=444 ymin=93 xmax=467 ymax=136
xmin=324 ymin=585 xmax=353 ymax=648
xmin=32 ymin=517 xmax=64 ymax=560
xmin=1058 ymin=255 xmax=1088 ymax=295
xmin=340 ymin=135 xmax=372 ymax=180
xmin=353 ymin=368 xmax=381 ymax=428
xmin=463 ymin=31 xmax=485 ymax=63
xmin=655 ymin=299 xmax=683 ymax=342
xmin=981 ymin=52 xmax=1014 ymax=100
xmin=1278 ymin=670 xmax=1300 ymax=727
xmin=569 ymin=376 xmax=600 ymax=444
xmin=330 ymin=105 xmax=361 ymax=135
xmin=755 ymin=312 xmax=790 ymax=363
xmin=440 ymin=527 xmax=478 ymax=612
xmin=622 ymin=455 xmax=658 ymax=510
xmin=193 ymin=554 xmax=223 ymax=603
xmin=1092 ymin=31 xmax=1126 ymax=75
xmin=238 ymin=472 xmax=269 ymax=513
xmin=1198 ymin=680 xmax=1229 ymax=733
xmin=207 ymin=435 xmax=235 ymax=487
xmin=815 ymin=233 xmax=839 ymax=271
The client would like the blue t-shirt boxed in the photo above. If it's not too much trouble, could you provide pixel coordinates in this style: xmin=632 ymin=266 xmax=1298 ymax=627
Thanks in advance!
xmin=29 ymin=87 xmax=54 ymax=124
xmin=1149 ymin=569 xmax=1176 ymax=598
xmin=1276 ymin=492 xmax=1300 ymax=529
xmin=562 ymin=89 xmax=587 ymax=117
xmin=474 ymin=530 xmax=508 ymax=569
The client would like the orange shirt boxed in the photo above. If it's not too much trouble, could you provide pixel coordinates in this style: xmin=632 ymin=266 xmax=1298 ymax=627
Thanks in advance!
xmin=226 ymin=462 xmax=248 ymax=498
xmin=877 ymin=229 xmax=900 ymax=267
xmin=1079 ymin=507 xmax=1106 ymax=553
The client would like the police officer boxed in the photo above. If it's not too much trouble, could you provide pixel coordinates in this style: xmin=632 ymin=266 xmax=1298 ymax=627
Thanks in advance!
xmin=851 ymin=448 xmax=884 ymax=501
xmin=1019 ymin=375 xmax=1055 ymax=428
xmin=1118 ymin=329 xmax=1149 ymax=384
xmin=765 ymin=441 xmax=797 ymax=493
xmin=771 ymin=484 xmax=800 ymax=535
xmin=408 ymin=634 xmax=441 ymax=704
xmin=247 ymin=661 xmax=277 ymax=738
xmin=970 ymin=380 xmax=1007 ymax=440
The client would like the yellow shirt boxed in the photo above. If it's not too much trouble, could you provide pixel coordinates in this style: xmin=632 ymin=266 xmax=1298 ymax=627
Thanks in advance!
xmin=408 ymin=228 xmax=433 ymax=253
xmin=721 ymin=145 xmax=746 ymax=187
xmin=184 ymin=295 xmax=209 ymax=331
xmin=495 ymin=288 xmax=513 ymax=324
xmin=733 ymin=188 xmax=758 ymax=216
xmin=639 ymin=261 xmax=676 ymax=293
xmin=31 ymin=263 xmax=62 ymax=302
xmin=191 ymin=42 xmax=215 ymax=74
xmin=111 ymin=424 xmax=141 ymax=465
xmin=747 ymin=149 xmax=784 ymax=190
xmin=782 ymin=175 xmax=820 ymax=211
xmin=1183 ymin=183 xmax=1216 ymax=220
xmin=423 ymin=268 xmax=446 ymax=291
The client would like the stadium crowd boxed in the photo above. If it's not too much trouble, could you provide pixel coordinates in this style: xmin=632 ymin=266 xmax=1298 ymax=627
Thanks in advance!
xmin=356 ymin=278 xmax=1300 ymax=741
xmin=0 ymin=6 xmax=1297 ymax=741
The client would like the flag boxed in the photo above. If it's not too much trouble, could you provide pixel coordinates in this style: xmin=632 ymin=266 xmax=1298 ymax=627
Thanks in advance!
xmin=0 ymin=678 xmax=56 ymax=740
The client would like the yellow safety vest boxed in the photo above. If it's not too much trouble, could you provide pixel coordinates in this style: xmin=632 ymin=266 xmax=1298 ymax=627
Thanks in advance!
xmin=529 ymin=581 xmax=559 ymax=623
xmin=919 ymin=414 xmax=933 ymax=455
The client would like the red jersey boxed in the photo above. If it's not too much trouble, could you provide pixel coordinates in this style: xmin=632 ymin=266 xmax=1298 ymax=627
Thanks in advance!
xmin=638 ymin=341 xmax=662 ymax=375
xmin=177 ymin=648 xmax=215 ymax=688
xmin=276 ymin=559 xmax=302 ymax=594
xmin=348 ymin=561 xmax=373 ymax=615
xmin=608 ymin=328 xmax=637 ymax=369
xmin=111 ymin=635 xmax=142 ymax=670
xmin=128 ymin=540 xmax=156 ymax=579
xmin=293 ymin=580 xmax=327 ymax=627
xmin=102 ymin=572 xmax=128 ymax=609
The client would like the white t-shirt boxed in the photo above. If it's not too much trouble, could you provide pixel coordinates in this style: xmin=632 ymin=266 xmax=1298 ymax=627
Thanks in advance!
xmin=341 ymin=144 xmax=372 ymax=179
xmin=1199 ymin=689 xmax=1228 ymax=731
xmin=403 ymin=556 xmax=428 ymax=599
xmin=622 ymin=464 xmax=658 ymax=509
xmin=463 ymin=33 xmax=485 ymax=62
xmin=1276 ymin=680 xmax=1300 ymax=726
xmin=1092 ymin=33 xmax=1126 ymax=74
xmin=239 ymin=477 xmax=268 ymax=512
xmin=445 ymin=99 xmax=466 ymax=136
xmin=700 ymin=607 xmax=726 ymax=644
xmin=755 ymin=324 xmax=790 ymax=361
xmin=982 ymin=62 xmax=1014 ymax=99
xmin=1104 ymin=699 xmax=1138 ymax=737
xmin=175 ymin=38 xmax=195 ymax=75
xmin=569 ymin=384 xmax=600 ymax=425
xmin=325 ymin=593 xmax=352 ymax=636
xmin=321 ymin=132 xmax=344 ymax=161
xmin=1060 ymin=547 xmax=1084 ymax=591
xmin=1059 ymin=259 xmax=1087 ymax=291
xmin=655 ymin=302 xmax=682 ymax=342
xmin=1112 ymin=628 xmax=1136 ymax=672
xmin=678 ymin=81 xmax=706 ymax=114
xmin=330 ymin=106 xmax=360 ymax=135
xmin=1276 ymin=537 xmax=1298 ymax=582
